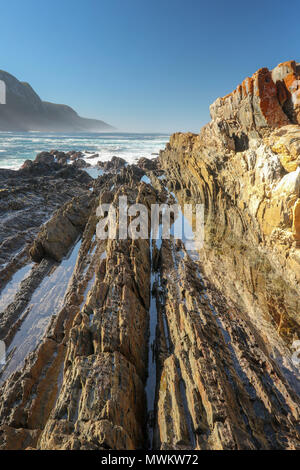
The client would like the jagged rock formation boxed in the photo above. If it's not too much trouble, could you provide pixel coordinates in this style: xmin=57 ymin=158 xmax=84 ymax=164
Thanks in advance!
xmin=0 ymin=158 xmax=92 ymax=343
xmin=0 ymin=70 xmax=113 ymax=132
xmin=207 ymin=60 xmax=300 ymax=148
xmin=156 ymin=60 xmax=300 ymax=448
xmin=0 ymin=60 xmax=299 ymax=450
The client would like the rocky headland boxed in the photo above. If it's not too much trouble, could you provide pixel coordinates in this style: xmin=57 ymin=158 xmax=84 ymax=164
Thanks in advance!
xmin=0 ymin=70 xmax=113 ymax=132
xmin=0 ymin=60 xmax=299 ymax=450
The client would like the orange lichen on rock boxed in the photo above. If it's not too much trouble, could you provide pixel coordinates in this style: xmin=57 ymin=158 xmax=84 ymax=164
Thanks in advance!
xmin=241 ymin=77 xmax=253 ymax=97
xmin=210 ymin=60 xmax=300 ymax=146
xmin=272 ymin=60 xmax=300 ymax=124
xmin=255 ymin=67 xmax=290 ymax=128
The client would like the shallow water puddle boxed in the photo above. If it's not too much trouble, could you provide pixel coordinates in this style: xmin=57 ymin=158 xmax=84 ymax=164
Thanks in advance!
xmin=0 ymin=262 xmax=34 ymax=312
xmin=0 ymin=239 xmax=82 ymax=384
xmin=81 ymin=273 xmax=96 ymax=309
xmin=141 ymin=175 xmax=151 ymax=184
xmin=163 ymin=185 xmax=200 ymax=255
xmin=85 ymin=168 xmax=104 ymax=179
xmin=146 ymin=242 xmax=158 ymax=447
xmin=146 ymin=223 xmax=163 ymax=447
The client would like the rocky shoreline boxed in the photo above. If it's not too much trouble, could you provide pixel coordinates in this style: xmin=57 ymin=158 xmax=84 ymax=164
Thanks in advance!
xmin=0 ymin=60 xmax=300 ymax=450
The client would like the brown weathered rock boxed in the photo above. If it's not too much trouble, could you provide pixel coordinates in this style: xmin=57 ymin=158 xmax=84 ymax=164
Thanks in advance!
xmin=34 ymin=152 xmax=55 ymax=165
xmin=154 ymin=239 xmax=300 ymax=449
xmin=0 ymin=168 xmax=158 ymax=450
xmin=137 ymin=157 xmax=158 ymax=171
xmin=97 ymin=156 xmax=127 ymax=171
xmin=206 ymin=60 xmax=300 ymax=153
xmin=30 ymin=194 xmax=93 ymax=262
xmin=72 ymin=158 xmax=90 ymax=169
xmin=292 ymin=198 xmax=300 ymax=246
xmin=268 ymin=125 xmax=300 ymax=172
xmin=1 ymin=61 xmax=300 ymax=451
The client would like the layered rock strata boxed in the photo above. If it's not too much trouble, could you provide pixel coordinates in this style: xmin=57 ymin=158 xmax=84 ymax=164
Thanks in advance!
xmin=0 ymin=166 xmax=155 ymax=449
xmin=0 ymin=60 xmax=300 ymax=450
xmin=155 ymin=60 xmax=300 ymax=448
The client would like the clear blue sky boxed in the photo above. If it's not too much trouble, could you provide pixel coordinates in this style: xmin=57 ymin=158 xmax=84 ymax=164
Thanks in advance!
xmin=1 ymin=0 xmax=299 ymax=133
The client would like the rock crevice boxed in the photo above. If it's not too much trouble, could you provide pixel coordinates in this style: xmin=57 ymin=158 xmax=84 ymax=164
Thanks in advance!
xmin=0 ymin=60 xmax=300 ymax=450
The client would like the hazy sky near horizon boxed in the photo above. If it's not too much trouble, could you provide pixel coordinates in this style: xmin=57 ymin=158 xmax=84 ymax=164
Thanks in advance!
xmin=1 ymin=0 xmax=299 ymax=133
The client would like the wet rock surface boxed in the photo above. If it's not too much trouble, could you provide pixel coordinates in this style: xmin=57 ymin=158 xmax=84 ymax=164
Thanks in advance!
xmin=0 ymin=61 xmax=300 ymax=450
xmin=0 ymin=156 xmax=92 ymax=283
xmin=97 ymin=156 xmax=127 ymax=172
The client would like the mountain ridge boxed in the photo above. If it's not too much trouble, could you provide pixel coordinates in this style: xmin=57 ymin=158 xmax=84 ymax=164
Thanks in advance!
xmin=0 ymin=70 xmax=113 ymax=132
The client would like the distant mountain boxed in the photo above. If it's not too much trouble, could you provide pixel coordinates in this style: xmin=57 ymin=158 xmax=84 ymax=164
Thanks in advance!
xmin=0 ymin=70 xmax=114 ymax=132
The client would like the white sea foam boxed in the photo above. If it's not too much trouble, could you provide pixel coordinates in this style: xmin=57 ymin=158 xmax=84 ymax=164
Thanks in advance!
xmin=0 ymin=132 xmax=170 ymax=170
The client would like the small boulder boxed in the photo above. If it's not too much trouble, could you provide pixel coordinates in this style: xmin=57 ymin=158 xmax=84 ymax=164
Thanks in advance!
xmin=72 ymin=158 xmax=90 ymax=169
xmin=137 ymin=157 xmax=157 ymax=171
xmin=98 ymin=156 xmax=126 ymax=171
xmin=20 ymin=160 xmax=34 ymax=171
xmin=34 ymin=152 xmax=55 ymax=165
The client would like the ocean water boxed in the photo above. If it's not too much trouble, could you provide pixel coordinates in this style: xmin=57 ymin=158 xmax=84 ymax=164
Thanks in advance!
xmin=0 ymin=132 xmax=170 ymax=170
